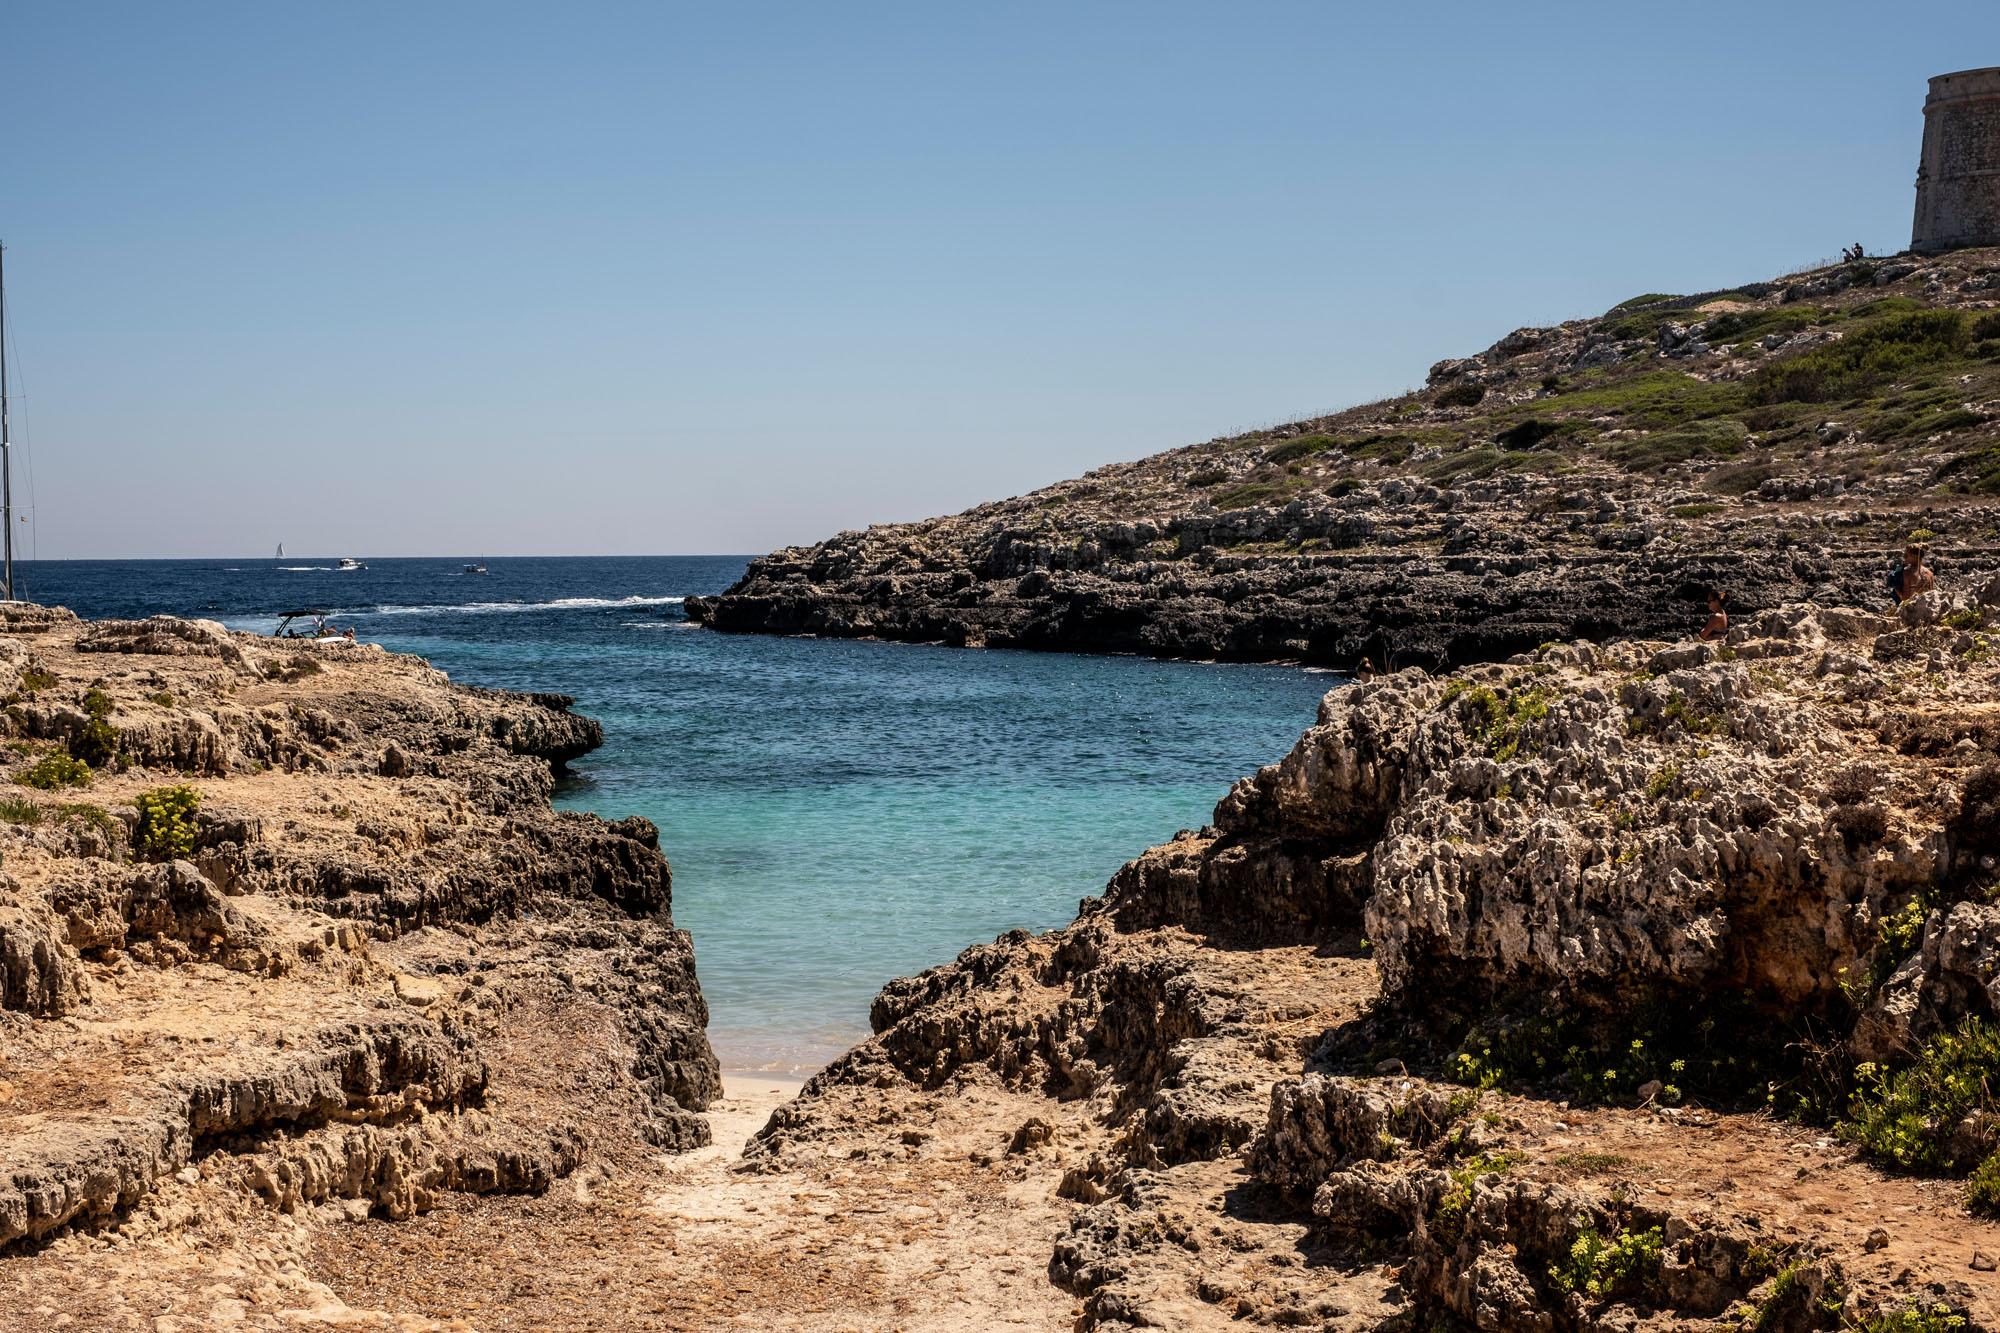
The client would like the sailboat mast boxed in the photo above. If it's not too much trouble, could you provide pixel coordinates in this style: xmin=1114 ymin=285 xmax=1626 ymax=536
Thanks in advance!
xmin=0 ymin=240 xmax=12 ymax=602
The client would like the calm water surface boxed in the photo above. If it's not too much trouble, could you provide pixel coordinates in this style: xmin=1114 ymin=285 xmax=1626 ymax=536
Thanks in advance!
xmin=27 ymin=556 xmax=1334 ymax=1071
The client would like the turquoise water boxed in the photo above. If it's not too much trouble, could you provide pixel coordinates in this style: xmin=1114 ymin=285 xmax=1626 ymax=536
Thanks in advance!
xmin=28 ymin=556 xmax=1335 ymax=1071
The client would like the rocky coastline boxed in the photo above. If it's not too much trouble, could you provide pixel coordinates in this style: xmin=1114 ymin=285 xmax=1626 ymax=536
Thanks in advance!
xmin=0 ymin=606 xmax=718 ymax=1319
xmin=751 ymin=582 xmax=2000 ymax=1331
xmin=690 ymin=249 xmax=2000 ymax=669
xmin=6 ymin=587 xmax=2000 ymax=1327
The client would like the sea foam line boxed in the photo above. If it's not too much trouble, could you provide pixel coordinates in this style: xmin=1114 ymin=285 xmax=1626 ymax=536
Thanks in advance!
xmin=364 ymin=595 xmax=686 ymax=616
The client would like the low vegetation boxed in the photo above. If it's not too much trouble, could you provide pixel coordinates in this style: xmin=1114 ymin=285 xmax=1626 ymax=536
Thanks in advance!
xmin=1840 ymin=1017 xmax=2000 ymax=1214
xmin=17 ymin=751 xmax=92 ymax=790
xmin=1548 ymin=1222 xmax=1664 ymax=1302
xmin=134 ymin=784 xmax=201 ymax=861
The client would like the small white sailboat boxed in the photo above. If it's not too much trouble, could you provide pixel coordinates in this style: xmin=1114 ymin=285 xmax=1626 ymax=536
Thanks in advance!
xmin=276 ymin=541 xmax=285 ymax=561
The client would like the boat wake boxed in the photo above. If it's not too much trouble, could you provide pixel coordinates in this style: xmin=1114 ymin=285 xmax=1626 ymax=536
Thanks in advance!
xmin=366 ymin=595 xmax=686 ymax=617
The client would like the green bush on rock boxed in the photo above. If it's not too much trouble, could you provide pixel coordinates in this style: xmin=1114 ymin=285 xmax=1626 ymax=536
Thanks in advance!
xmin=17 ymin=752 xmax=91 ymax=790
xmin=1841 ymin=1017 xmax=2000 ymax=1214
xmin=134 ymin=784 xmax=201 ymax=861
xmin=1548 ymin=1222 xmax=1664 ymax=1302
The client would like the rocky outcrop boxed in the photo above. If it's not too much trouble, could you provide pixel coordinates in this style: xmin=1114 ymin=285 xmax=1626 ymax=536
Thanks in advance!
xmin=692 ymin=250 xmax=2000 ymax=668
xmin=0 ymin=614 xmax=719 ymax=1259
xmin=749 ymin=582 xmax=2000 ymax=1330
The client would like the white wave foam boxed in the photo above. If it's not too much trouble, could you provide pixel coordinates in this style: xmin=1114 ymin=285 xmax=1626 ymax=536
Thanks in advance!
xmin=278 ymin=565 xmax=334 ymax=572
xmin=365 ymin=595 xmax=686 ymax=617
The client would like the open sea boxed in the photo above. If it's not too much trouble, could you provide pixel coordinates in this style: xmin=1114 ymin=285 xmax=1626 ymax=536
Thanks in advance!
xmin=23 ymin=556 xmax=1335 ymax=1072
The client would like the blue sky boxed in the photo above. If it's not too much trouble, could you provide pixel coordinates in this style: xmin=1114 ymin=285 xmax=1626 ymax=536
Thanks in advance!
xmin=0 ymin=2 xmax=1989 ymax=557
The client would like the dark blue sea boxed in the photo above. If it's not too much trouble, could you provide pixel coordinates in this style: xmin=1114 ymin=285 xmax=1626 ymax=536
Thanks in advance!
xmin=23 ymin=556 xmax=1335 ymax=1072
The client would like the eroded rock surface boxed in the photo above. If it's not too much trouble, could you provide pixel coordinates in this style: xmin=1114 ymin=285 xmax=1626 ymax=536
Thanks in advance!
xmin=0 ymin=608 xmax=719 ymax=1276
xmin=737 ymin=586 xmax=2000 ymax=1331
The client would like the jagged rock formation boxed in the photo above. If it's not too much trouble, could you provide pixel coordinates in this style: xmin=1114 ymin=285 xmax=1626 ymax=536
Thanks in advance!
xmin=748 ymin=584 xmax=2000 ymax=1330
xmin=692 ymin=249 xmax=2000 ymax=667
xmin=0 ymin=608 xmax=718 ymax=1263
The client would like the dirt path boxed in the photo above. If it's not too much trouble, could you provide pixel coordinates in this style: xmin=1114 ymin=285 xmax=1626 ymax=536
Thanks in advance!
xmin=305 ymin=1074 xmax=1082 ymax=1331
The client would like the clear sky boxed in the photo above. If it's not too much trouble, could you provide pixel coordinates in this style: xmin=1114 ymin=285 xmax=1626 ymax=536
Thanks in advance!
xmin=0 ymin=2 xmax=1990 ymax=558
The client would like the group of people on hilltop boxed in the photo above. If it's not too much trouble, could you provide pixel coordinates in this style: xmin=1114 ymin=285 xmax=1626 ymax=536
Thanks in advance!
xmin=1696 ymin=543 xmax=1935 ymax=644
xmin=1842 ymin=241 xmax=1868 ymax=263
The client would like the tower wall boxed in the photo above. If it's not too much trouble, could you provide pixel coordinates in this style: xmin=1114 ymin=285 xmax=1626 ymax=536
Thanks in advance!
xmin=1914 ymin=67 xmax=2000 ymax=253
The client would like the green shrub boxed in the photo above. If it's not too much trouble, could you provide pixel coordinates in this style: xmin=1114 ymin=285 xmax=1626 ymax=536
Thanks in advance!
xmin=1494 ymin=418 xmax=1566 ymax=450
xmin=1548 ymin=1223 xmax=1664 ymax=1301
xmin=1537 ymin=369 xmax=1746 ymax=428
xmin=1441 ymin=999 xmax=1798 ymax=1108
xmin=134 ymin=785 xmax=201 ymax=861
xmin=1672 ymin=502 xmax=1723 ymax=519
xmin=1432 ymin=1152 xmax=1521 ymax=1245
xmin=1705 ymin=460 xmax=1778 ymax=496
xmin=1435 ymin=380 xmax=1487 ymax=409
xmin=1751 ymin=309 xmax=1972 ymax=405
xmin=1263 ymin=434 xmax=1342 ymax=465
xmin=1447 ymin=683 xmax=1554 ymax=762
xmin=18 ymin=752 xmax=92 ymax=790
xmin=71 ymin=689 xmax=120 ymax=768
xmin=1604 ymin=418 xmax=1748 ymax=472
xmin=17 ymin=667 xmax=55 ymax=693
xmin=0 ymin=795 xmax=42 ymax=824
xmin=1212 ymin=478 xmax=1306 ymax=510
xmin=1422 ymin=446 xmax=1506 ymax=482
xmin=1608 ymin=292 xmax=1682 ymax=314
xmin=1968 ymin=1149 xmax=2000 ymax=1216
xmin=1345 ymin=433 xmax=1415 ymax=465
xmin=1840 ymin=1018 xmax=2000 ymax=1175
xmin=1744 ymin=1262 xmax=1846 ymax=1331
xmin=1701 ymin=305 xmax=1822 ymax=347
xmin=148 ymin=690 xmax=175 ymax=708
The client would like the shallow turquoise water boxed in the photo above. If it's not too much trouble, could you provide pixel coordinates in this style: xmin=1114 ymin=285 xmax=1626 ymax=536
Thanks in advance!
xmin=31 ymin=556 xmax=1335 ymax=1071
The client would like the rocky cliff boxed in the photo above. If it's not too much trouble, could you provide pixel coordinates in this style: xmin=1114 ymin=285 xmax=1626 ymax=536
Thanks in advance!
xmin=746 ymin=583 xmax=2000 ymax=1331
xmin=691 ymin=249 xmax=2000 ymax=668
xmin=0 ymin=608 xmax=718 ymax=1296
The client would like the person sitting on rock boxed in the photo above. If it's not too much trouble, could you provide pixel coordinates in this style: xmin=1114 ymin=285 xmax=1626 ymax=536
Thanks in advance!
xmin=1355 ymin=657 xmax=1377 ymax=682
xmin=1893 ymin=544 xmax=1936 ymax=604
xmin=1698 ymin=589 xmax=1729 ymax=641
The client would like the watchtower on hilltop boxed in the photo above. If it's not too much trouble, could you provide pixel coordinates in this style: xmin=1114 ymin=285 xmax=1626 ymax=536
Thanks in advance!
xmin=1914 ymin=66 xmax=2000 ymax=252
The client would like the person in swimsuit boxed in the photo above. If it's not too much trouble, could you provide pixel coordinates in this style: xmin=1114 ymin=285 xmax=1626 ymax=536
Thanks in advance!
xmin=1698 ymin=589 xmax=1729 ymax=641
xmin=1894 ymin=544 xmax=1935 ymax=604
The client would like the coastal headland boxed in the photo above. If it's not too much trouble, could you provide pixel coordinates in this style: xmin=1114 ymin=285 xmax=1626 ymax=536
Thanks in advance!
xmin=691 ymin=250 xmax=2000 ymax=670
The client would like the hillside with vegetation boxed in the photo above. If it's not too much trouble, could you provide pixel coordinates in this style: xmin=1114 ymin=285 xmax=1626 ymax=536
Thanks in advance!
xmin=691 ymin=248 xmax=2000 ymax=666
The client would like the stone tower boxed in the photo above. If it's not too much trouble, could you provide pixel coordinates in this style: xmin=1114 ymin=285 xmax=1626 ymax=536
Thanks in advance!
xmin=1913 ymin=66 xmax=2000 ymax=253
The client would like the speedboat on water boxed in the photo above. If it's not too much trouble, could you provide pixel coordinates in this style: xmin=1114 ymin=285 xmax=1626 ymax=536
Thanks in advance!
xmin=272 ymin=609 xmax=355 ymax=640
xmin=338 ymin=557 xmax=366 ymax=571
xmin=462 ymin=562 xmax=488 ymax=575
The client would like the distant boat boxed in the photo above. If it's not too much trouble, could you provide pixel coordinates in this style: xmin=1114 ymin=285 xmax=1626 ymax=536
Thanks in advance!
xmin=276 ymin=541 xmax=284 ymax=562
xmin=463 ymin=561 xmax=488 ymax=575
xmin=338 ymin=557 xmax=366 ymax=571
